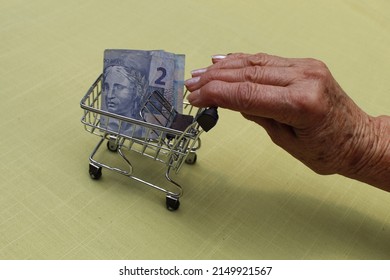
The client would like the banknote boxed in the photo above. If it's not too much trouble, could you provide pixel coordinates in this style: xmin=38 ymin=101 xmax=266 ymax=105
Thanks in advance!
xmin=100 ymin=49 xmax=185 ymax=138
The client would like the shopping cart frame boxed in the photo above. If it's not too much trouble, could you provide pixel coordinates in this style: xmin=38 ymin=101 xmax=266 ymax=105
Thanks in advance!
xmin=80 ymin=74 xmax=217 ymax=210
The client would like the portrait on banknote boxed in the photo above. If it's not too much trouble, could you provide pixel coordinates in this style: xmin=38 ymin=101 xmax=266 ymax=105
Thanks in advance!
xmin=100 ymin=49 xmax=185 ymax=138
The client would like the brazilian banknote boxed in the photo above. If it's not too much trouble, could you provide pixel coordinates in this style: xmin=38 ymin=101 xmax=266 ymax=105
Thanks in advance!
xmin=100 ymin=49 xmax=185 ymax=138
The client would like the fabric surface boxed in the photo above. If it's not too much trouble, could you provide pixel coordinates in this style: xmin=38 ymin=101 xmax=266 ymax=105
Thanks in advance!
xmin=1 ymin=0 xmax=390 ymax=259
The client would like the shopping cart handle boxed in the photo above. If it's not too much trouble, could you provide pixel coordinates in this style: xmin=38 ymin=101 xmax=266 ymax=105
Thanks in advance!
xmin=196 ymin=107 xmax=219 ymax=132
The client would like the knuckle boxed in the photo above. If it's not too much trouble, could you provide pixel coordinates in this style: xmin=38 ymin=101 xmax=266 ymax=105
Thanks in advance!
xmin=242 ymin=66 xmax=263 ymax=82
xmin=202 ymin=80 xmax=259 ymax=111
xmin=289 ymin=89 xmax=328 ymax=123
xmin=235 ymin=82 xmax=257 ymax=110
xmin=302 ymin=58 xmax=330 ymax=81
xmin=246 ymin=53 xmax=269 ymax=66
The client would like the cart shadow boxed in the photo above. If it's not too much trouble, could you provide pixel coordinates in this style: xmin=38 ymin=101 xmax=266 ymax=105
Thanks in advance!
xmin=265 ymin=190 xmax=389 ymax=259
xmin=174 ymin=166 xmax=390 ymax=259
xmin=81 ymin=143 xmax=390 ymax=259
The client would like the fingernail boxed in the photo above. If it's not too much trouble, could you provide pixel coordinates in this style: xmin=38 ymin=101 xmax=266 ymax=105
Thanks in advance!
xmin=191 ymin=68 xmax=207 ymax=76
xmin=211 ymin=54 xmax=227 ymax=60
xmin=184 ymin=76 xmax=200 ymax=87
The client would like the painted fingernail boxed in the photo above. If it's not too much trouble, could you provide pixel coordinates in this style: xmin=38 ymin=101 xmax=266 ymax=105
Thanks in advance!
xmin=184 ymin=76 xmax=200 ymax=87
xmin=191 ymin=68 xmax=207 ymax=76
xmin=211 ymin=54 xmax=227 ymax=60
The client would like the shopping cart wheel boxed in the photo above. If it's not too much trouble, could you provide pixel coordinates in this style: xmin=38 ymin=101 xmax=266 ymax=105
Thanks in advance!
xmin=185 ymin=152 xmax=197 ymax=165
xmin=166 ymin=196 xmax=180 ymax=211
xmin=89 ymin=164 xmax=102 ymax=180
xmin=107 ymin=141 xmax=118 ymax=152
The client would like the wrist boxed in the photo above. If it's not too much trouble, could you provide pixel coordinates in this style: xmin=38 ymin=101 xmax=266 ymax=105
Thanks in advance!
xmin=340 ymin=115 xmax=390 ymax=191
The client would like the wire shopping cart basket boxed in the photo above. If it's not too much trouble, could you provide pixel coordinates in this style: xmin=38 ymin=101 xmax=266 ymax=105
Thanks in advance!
xmin=80 ymin=74 xmax=218 ymax=210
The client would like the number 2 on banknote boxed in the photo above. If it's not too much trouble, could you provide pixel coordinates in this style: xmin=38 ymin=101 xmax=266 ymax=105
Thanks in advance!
xmin=155 ymin=67 xmax=167 ymax=85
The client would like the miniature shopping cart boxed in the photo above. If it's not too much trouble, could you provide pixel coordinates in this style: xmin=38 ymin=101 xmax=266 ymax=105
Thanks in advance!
xmin=80 ymin=74 xmax=218 ymax=211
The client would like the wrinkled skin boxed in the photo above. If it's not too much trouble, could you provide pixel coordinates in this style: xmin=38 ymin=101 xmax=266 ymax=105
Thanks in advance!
xmin=185 ymin=53 xmax=390 ymax=192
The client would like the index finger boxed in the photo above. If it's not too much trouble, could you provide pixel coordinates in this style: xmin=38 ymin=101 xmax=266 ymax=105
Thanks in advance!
xmin=188 ymin=80 xmax=295 ymax=125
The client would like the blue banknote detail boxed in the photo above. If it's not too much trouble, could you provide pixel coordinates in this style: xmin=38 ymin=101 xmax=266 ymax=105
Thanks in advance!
xmin=100 ymin=49 xmax=185 ymax=138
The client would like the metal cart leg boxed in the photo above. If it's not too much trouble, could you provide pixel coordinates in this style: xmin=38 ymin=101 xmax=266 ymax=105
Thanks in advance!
xmin=165 ymin=165 xmax=183 ymax=211
xmin=89 ymin=136 xmax=133 ymax=177
xmin=88 ymin=136 xmax=184 ymax=210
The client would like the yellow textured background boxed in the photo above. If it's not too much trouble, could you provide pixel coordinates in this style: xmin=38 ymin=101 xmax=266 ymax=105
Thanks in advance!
xmin=1 ymin=0 xmax=389 ymax=259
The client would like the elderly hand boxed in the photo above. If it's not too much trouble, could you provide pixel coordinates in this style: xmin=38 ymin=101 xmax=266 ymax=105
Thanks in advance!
xmin=185 ymin=53 xmax=390 ymax=191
